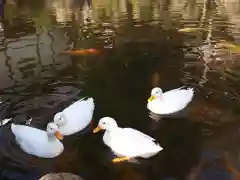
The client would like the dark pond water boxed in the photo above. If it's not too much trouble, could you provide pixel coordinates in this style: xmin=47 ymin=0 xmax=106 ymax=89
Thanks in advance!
xmin=1 ymin=0 xmax=240 ymax=179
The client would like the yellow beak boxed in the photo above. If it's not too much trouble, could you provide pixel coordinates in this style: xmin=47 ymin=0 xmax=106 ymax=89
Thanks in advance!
xmin=148 ymin=96 xmax=156 ymax=102
xmin=55 ymin=131 xmax=64 ymax=140
xmin=93 ymin=126 xmax=103 ymax=133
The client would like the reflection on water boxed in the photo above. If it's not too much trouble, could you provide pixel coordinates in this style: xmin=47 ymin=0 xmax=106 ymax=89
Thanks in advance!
xmin=149 ymin=111 xmax=162 ymax=121
xmin=1 ymin=0 xmax=240 ymax=179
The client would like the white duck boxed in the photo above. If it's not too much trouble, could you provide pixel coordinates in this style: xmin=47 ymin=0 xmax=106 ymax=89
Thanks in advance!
xmin=54 ymin=97 xmax=95 ymax=136
xmin=93 ymin=117 xmax=163 ymax=163
xmin=147 ymin=87 xmax=194 ymax=115
xmin=11 ymin=122 xmax=64 ymax=158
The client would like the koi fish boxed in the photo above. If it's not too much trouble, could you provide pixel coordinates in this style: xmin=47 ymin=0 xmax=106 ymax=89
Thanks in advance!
xmin=178 ymin=27 xmax=207 ymax=33
xmin=224 ymin=153 xmax=240 ymax=180
xmin=64 ymin=48 xmax=100 ymax=55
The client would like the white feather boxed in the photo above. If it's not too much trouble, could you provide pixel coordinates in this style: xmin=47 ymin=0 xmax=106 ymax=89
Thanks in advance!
xmin=110 ymin=128 xmax=162 ymax=158
xmin=11 ymin=123 xmax=63 ymax=158
xmin=55 ymin=97 xmax=95 ymax=135
xmin=147 ymin=87 xmax=194 ymax=115
xmin=97 ymin=117 xmax=163 ymax=159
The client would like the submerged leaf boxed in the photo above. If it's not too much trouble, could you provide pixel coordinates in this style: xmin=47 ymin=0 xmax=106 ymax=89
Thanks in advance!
xmin=216 ymin=40 xmax=240 ymax=53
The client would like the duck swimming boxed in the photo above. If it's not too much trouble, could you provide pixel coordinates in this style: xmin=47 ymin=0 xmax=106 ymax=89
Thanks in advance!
xmin=11 ymin=122 xmax=64 ymax=158
xmin=147 ymin=87 xmax=194 ymax=115
xmin=93 ymin=117 xmax=163 ymax=163
xmin=54 ymin=97 xmax=95 ymax=136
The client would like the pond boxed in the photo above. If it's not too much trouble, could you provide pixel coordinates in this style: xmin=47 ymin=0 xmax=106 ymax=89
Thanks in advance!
xmin=1 ymin=0 xmax=240 ymax=179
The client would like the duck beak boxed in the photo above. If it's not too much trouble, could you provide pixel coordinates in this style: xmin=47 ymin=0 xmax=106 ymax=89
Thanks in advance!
xmin=93 ymin=126 xmax=103 ymax=133
xmin=55 ymin=131 xmax=64 ymax=140
xmin=148 ymin=96 xmax=155 ymax=102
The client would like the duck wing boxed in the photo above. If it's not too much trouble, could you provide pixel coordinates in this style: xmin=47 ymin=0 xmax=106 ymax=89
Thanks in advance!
xmin=11 ymin=124 xmax=63 ymax=158
xmin=11 ymin=123 xmax=48 ymax=144
xmin=110 ymin=128 xmax=161 ymax=157
xmin=162 ymin=87 xmax=194 ymax=106
xmin=60 ymin=97 xmax=95 ymax=134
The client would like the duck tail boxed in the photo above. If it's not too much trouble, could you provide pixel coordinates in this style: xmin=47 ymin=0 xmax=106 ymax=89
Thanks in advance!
xmin=155 ymin=144 xmax=163 ymax=152
xmin=79 ymin=97 xmax=94 ymax=106
xmin=149 ymin=144 xmax=163 ymax=155
xmin=180 ymin=86 xmax=195 ymax=96
xmin=85 ymin=97 xmax=95 ymax=111
xmin=152 ymin=140 xmax=163 ymax=152
xmin=179 ymin=86 xmax=186 ymax=89
xmin=11 ymin=123 xmax=17 ymax=132
xmin=179 ymin=86 xmax=195 ymax=92
xmin=188 ymin=88 xmax=195 ymax=97
xmin=86 ymin=97 xmax=94 ymax=103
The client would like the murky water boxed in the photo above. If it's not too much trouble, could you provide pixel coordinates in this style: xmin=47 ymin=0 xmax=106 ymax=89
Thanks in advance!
xmin=1 ymin=0 xmax=240 ymax=179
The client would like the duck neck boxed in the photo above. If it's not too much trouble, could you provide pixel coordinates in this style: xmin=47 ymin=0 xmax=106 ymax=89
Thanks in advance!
xmin=106 ymin=126 xmax=118 ymax=133
xmin=47 ymin=134 xmax=57 ymax=142
xmin=155 ymin=96 xmax=163 ymax=101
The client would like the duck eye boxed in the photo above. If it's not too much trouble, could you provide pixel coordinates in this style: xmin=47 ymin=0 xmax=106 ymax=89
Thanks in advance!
xmin=103 ymin=122 xmax=106 ymax=125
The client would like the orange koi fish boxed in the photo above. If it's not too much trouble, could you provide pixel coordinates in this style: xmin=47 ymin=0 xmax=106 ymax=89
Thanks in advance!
xmin=65 ymin=48 xmax=100 ymax=55
xmin=224 ymin=153 xmax=240 ymax=180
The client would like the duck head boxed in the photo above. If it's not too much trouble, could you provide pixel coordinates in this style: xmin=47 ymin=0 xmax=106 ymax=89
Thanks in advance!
xmin=93 ymin=117 xmax=118 ymax=133
xmin=54 ymin=112 xmax=67 ymax=126
xmin=46 ymin=122 xmax=64 ymax=140
xmin=148 ymin=87 xmax=163 ymax=102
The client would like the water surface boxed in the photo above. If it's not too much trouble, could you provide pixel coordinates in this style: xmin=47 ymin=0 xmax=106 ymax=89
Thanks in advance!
xmin=1 ymin=0 xmax=240 ymax=179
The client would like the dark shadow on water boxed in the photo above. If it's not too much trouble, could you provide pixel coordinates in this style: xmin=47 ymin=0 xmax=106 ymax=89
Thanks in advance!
xmin=151 ymin=117 xmax=202 ymax=179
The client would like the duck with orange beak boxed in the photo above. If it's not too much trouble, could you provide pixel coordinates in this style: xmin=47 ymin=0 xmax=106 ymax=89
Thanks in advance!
xmin=147 ymin=87 xmax=194 ymax=115
xmin=93 ymin=117 xmax=163 ymax=163
xmin=11 ymin=122 xmax=64 ymax=158
xmin=53 ymin=97 xmax=95 ymax=136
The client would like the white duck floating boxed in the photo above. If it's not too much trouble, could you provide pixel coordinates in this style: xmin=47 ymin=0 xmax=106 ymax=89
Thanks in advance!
xmin=93 ymin=117 xmax=163 ymax=163
xmin=11 ymin=122 xmax=64 ymax=158
xmin=54 ymin=97 xmax=95 ymax=136
xmin=147 ymin=87 xmax=194 ymax=115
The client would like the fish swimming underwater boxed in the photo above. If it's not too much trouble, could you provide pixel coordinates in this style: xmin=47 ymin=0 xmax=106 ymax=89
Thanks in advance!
xmin=62 ymin=48 xmax=100 ymax=55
